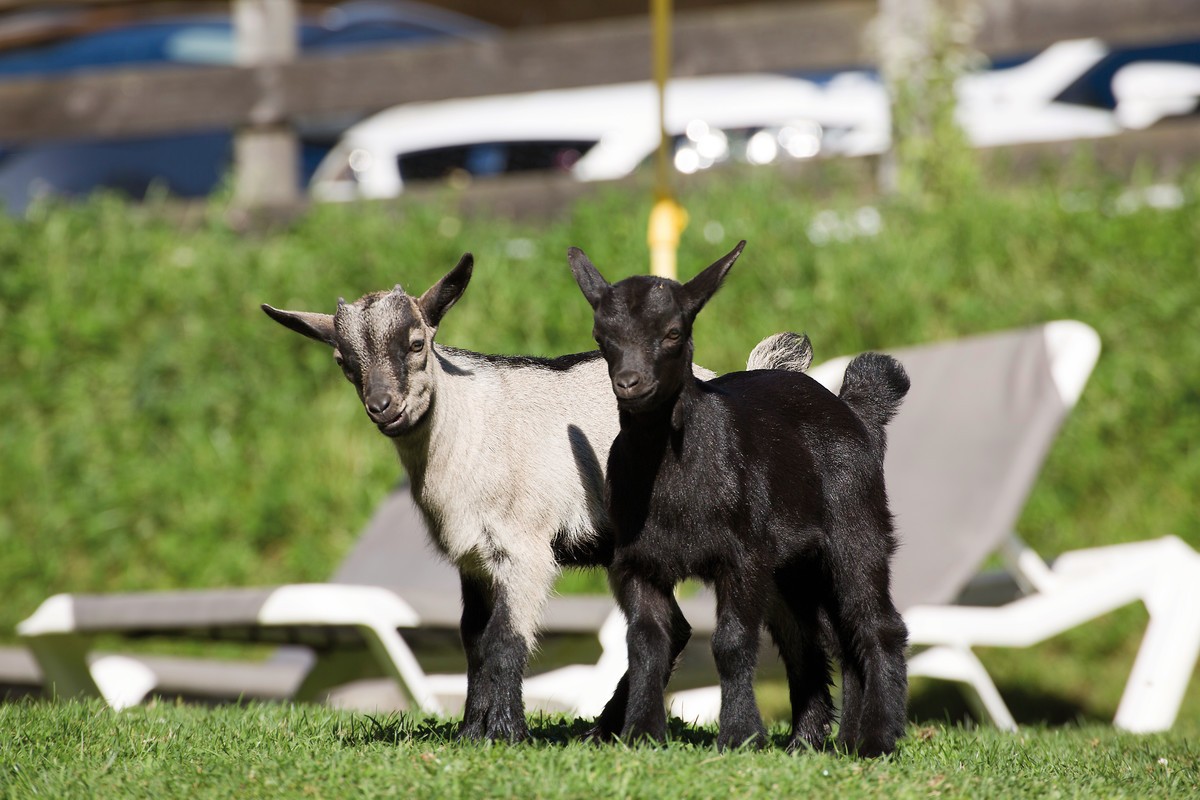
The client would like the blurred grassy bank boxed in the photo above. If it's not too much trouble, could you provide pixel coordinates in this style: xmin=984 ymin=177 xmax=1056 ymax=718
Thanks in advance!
xmin=1 ymin=165 xmax=1197 ymax=723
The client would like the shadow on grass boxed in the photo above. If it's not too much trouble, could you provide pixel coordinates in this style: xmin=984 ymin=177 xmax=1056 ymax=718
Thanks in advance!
xmin=908 ymin=680 xmax=1101 ymax=727
xmin=335 ymin=712 xmax=727 ymax=749
xmin=335 ymin=678 xmax=1104 ymax=751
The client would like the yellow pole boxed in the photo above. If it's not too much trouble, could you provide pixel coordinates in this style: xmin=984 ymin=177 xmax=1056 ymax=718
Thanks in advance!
xmin=649 ymin=0 xmax=687 ymax=279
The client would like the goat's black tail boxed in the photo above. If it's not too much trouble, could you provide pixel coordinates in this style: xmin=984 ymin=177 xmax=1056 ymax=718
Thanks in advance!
xmin=747 ymin=331 xmax=813 ymax=373
xmin=839 ymin=352 xmax=910 ymax=453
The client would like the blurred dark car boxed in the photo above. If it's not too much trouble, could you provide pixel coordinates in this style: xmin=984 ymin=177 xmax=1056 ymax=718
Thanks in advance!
xmin=0 ymin=1 xmax=492 ymax=214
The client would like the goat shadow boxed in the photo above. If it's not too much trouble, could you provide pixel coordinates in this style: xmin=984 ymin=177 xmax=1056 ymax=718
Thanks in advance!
xmin=567 ymin=424 xmax=605 ymax=515
xmin=908 ymin=680 xmax=1097 ymax=727
xmin=335 ymin=713 xmax=725 ymax=748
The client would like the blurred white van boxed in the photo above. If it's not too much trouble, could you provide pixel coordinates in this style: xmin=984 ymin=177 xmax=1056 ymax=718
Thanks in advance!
xmin=309 ymin=72 xmax=891 ymax=201
xmin=311 ymin=39 xmax=1142 ymax=202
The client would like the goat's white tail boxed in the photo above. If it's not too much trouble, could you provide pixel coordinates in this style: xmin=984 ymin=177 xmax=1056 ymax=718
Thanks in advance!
xmin=747 ymin=332 xmax=813 ymax=372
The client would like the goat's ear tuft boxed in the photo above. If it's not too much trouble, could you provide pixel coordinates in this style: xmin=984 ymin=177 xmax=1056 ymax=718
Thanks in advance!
xmin=682 ymin=240 xmax=744 ymax=319
xmin=568 ymin=247 xmax=610 ymax=310
xmin=262 ymin=304 xmax=337 ymax=346
xmin=418 ymin=252 xmax=474 ymax=329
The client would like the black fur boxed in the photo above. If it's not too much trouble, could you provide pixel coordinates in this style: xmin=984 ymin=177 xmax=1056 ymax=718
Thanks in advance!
xmin=457 ymin=573 xmax=531 ymax=742
xmin=441 ymin=347 xmax=604 ymax=373
xmin=570 ymin=242 xmax=910 ymax=756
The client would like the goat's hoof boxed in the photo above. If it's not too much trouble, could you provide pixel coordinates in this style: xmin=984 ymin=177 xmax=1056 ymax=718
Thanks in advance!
xmin=456 ymin=720 xmax=485 ymax=742
xmin=843 ymin=733 xmax=897 ymax=759
xmin=620 ymin=722 xmax=668 ymax=746
xmin=787 ymin=718 xmax=833 ymax=753
xmin=785 ymin=733 xmax=829 ymax=754
xmin=483 ymin=716 xmax=529 ymax=744
xmin=717 ymin=725 xmax=768 ymax=752
xmin=581 ymin=723 xmax=620 ymax=745
xmin=457 ymin=708 xmax=528 ymax=744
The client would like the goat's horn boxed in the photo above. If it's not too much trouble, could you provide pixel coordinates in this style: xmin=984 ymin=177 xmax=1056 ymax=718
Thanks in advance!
xmin=336 ymin=296 xmax=347 ymax=309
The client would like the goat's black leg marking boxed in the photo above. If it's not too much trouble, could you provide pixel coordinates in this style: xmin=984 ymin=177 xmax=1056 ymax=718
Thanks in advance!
xmin=457 ymin=572 xmax=494 ymax=740
xmin=612 ymin=569 xmax=676 ymax=744
xmin=766 ymin=581 xmax=834 ymax=752
xmin=587 ymin=594 xmax=691 ymax=742
xmin=712 ymin=571 xmax=769 ymax=751
xmin=456 ymin=580 xmax=530 ymax=743
xmin=826 ymin=518 xmax=909 ymax=757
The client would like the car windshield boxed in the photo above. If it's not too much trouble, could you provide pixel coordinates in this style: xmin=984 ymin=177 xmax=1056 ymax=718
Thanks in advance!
xmin=398 ymin=140 xmax=598 ymax=182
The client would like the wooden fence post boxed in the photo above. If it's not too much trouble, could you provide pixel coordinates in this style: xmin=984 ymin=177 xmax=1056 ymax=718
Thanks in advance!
xmin=232 ymin=0 xmax=299 ymax=209
xmin=874 ymin=0 xmax=929 ymax=194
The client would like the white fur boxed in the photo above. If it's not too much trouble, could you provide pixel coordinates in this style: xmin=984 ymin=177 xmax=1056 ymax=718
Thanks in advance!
xmin=393 ymin=350 xmax=618 ymax=647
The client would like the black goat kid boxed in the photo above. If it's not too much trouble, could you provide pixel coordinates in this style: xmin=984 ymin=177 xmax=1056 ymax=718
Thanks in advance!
xmin=569 ymin=241 xmax=910 ymax=756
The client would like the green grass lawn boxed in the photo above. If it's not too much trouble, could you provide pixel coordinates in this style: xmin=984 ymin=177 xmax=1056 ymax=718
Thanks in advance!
xmin=3 ymin=701 xmax=1196 ymax=799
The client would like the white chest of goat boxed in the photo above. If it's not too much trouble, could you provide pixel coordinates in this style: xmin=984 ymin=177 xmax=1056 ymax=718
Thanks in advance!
xmin=394 ymin=347 xmax=618 ymax=581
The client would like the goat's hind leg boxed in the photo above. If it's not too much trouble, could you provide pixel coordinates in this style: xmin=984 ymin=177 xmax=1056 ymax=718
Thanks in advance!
xmin=712 ymin=571 xmax=770 ymax=751
xmin=767 ymin=578 xmax=834 ymax=752
xmin=586 ymin=594 xmax=691 ymax=742
xmin=828 ymin=519 xmax=909 ymax=757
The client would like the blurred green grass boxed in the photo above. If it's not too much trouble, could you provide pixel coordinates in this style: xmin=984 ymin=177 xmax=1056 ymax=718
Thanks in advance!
xmin=1 ymin=165 xmax=1197 ymax=723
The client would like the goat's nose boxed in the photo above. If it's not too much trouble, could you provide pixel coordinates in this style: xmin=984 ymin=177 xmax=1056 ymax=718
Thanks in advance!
xmin=614 ymin=371 xmax=648 ymax=399
xmin=365 ymin=392 xmax=392 ymax=416
xmin=614 ymin=371 xmax=641 ymax=391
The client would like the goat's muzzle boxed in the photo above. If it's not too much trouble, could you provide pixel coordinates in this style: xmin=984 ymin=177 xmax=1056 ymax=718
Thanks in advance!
xmin=374 ymin=404 xmax=412 ymax=437
xmin=613 ymin=372 xmax=659 ymax=411
xmin=364 ymin=390 xmax=411 ymax=437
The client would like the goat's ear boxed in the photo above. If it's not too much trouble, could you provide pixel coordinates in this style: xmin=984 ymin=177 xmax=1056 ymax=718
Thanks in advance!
xmin=262 ymin=304 xmax=336 ymax=346
xmin=568 ymin=247 xmax=610 ymax=310
xmin=418 ymin=252 xmax=474 ymax=329
xmin=682 ymin=240 xmax=745 ymax=318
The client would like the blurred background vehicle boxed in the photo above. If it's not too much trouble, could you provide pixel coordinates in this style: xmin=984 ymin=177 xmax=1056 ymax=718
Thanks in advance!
xmin=1112 ymin=62 xmax=1200 ymax=130
xmin=0 ymin=1 xmax=493 ymax=214
xmin=309 ymin=71 xmax=890 ymax=202
xmin=311 ymin=36 xmax=1200 ymax=202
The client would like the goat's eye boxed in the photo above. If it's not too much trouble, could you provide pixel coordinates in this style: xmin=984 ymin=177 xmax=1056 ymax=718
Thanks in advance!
xmin=336 ymin=358 xmax=357 ymax=382
xmin=664 ymin=328 xmax=682 ymax=341
xmin=410 ymin=339 xmax=425 ymax=353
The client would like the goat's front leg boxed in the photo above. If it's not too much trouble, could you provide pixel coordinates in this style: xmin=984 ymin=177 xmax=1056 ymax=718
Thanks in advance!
xmin=826 ymin=518 xmax=909 ymax=757
xmin=586 ymin=593 xmax=691 ymax=742
xmin=457 ymin=548 xmax=556 ymax=743
xmin=611 ymin=567 xmax=676 ymax=744
xmin=457 ymin=572 xmax=494 ymax=739
xmin=712 ymin=571 xmax=769 ymax=751
xmin=456 ymin=580 xmax=531 ymax=743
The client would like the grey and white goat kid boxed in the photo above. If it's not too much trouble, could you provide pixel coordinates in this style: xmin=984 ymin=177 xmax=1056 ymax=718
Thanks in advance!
xmin=571 ymin=241 xmax=910 ymax=756
xmin=262 ymin=253 xmax=813 ymax=743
